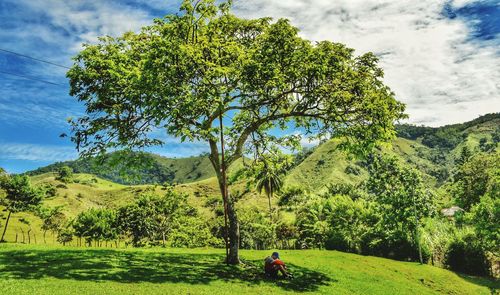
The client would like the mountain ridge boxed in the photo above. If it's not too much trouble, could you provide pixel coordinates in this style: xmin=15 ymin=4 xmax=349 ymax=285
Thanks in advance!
xmin=24 ymin=113 xmax=499 ymax=187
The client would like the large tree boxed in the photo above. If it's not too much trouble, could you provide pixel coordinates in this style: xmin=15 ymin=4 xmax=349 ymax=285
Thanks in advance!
xmin=366 ymin=155 xmax=436 ymax=263
xmin=66 ymin=0 xmax=405 ymax=263
xmin=451 ymin=152 xmax=499 ymax=211
xmin=117 ymin=189 xmax=189 ymax=246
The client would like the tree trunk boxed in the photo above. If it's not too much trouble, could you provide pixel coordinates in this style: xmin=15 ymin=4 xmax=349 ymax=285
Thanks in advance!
xmin=217 ymin=172 xmax=240 ymax=264
xmin=226 ymin=199 xmax=240 ymax=264
xmin=209 ymin=143 xmax=240 ymax=265
xmin=208 ymin=114 xmax=240 ymax=265
xmin=43 ymin=230 xmax=47 ymax=244
xmin=0 ymin=210 xmax=12 ymax=242
xmin=267 ymin=192 xmax=273 ymax=222
xmin=411 ymin=191 xmax=423 ymax=264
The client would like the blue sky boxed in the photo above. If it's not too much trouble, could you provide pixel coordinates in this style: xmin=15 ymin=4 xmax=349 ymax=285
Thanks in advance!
xmin=0 ymin=0 xmax=499 ymax=173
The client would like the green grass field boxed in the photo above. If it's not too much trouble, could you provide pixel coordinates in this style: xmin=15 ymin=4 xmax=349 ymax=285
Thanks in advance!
xmin=0 ymin=244 xmax=497 ymax=295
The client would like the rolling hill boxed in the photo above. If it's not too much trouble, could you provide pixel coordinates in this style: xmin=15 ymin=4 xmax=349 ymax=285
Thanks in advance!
xmin=26 ymin=113 xmax=500 ymax=189
xmin=25 ymin=153 xmax=217 ymax=185
xmin=286 ymin=113 xmax=499 ymax=193
xmin=0 ymin=171 xmax=266 ymax=244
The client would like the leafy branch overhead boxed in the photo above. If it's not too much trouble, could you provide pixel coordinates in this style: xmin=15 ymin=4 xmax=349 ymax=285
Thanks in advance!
xmin=67 ymin=0 xmax=406 ymax=165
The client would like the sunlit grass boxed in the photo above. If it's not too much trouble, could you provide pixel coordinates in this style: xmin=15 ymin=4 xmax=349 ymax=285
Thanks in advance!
xmin=0 ymin=244 xmax=497 ymax=295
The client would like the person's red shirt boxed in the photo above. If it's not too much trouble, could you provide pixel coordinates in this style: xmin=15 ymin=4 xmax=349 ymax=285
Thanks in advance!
xmin=273 ymin=259 xmax=285 ymax=266
xmin=265 ymin=257 xmax=285 ymax=272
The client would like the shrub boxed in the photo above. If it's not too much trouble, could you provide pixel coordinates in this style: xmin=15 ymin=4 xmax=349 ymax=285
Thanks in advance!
xmin=278 ymin=186 xmax=307 ymax=208
xmin=383 ymin=238 xmax=430 ymax=262
xmin=57 ymin=228 xmax=74 ymax=245
xmin=43 ymin=184 xmax=57 ymax=198
xmin=169 ymin=216 xmax=222 ymax=248
xmin=450 ymin=152 xmax=498 ymax=211
xmin=326 ymin=195 xmax=380 ymax=254
xmin=466 ymin=195 xmax=500 ymax=256
xmin=117 ymin=189 xmax=195 ymax=246
xmin=275 ymin=222 xmax=298 ymax=249
xmin=55 ymin=166 xmax=74 ymax=184
xmin=324 ymin=183 xmax=365 ymax=200
xmin=420 ymin=218 xmax=456 ymax=267
xmin=445 ymin=231 xmax=489 ymax=276
xmin=344 ymin=164 xmax=361 ymax=175
xmin=238 ymin=208 xmax=276 ymax=250
xmin=325 ymin=233 xmax=349 ymax=251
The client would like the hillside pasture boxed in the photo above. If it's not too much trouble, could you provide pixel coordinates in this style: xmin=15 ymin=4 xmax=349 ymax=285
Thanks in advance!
xmin=0 ymin=244 xmax=497 ymax=295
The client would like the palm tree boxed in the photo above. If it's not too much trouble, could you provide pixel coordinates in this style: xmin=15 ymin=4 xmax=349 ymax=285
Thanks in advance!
xmin=255 ymin=167 xmax=284 ymax=222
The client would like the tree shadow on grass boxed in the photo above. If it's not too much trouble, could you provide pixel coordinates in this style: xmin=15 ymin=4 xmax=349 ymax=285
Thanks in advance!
xmin=0 ymin=249 xmax=334 ymax=292
xmin=455 ymin=273 xmax=499 ymax=294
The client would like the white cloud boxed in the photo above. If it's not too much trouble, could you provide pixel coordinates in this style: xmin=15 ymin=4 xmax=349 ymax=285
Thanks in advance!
xmin=2 ymin=0 xmax=498 ymax=171
xmin=233 ymin=0 xmax=500 ymax=126
xmin=0 ymin=143 xmax=77 ymax=161
xmin=8 ymin=0 xmax=497 ymax=128
xmin=16 ymin=0 xmax=152 ymax=53
xmin=300 ymin=136 xmax=320 ymax=148
xmin=0 ymin=101 xmax=81 ymax=127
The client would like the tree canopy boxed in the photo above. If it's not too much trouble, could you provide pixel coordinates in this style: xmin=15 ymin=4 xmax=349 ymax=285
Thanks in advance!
xmin=0 ymin=175 xmax=44 ymax=241
xmin=451 ymin=152 xmax=499 ymax=211
xmin=68 ymin=0 xmax=405 ymax=161
xmin=117 ymin=189 xmax=190 ymax=246
xmin=56 ymin=166 xmax=74 ymax=184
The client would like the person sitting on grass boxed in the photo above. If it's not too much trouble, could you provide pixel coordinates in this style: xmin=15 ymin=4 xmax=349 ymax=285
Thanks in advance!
xmin=264 ymin=252 xmax=291 ymax=279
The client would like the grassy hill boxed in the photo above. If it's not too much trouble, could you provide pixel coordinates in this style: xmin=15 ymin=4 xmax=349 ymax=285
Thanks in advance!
xmin=284 ymin=140 xmax=367 ymax=192
xmin=0 ymin=116 xmax=498 ymax=294
xmin=0 ymin=244 xmax=497 ymax=295
xmin=24 ymin=113 xmax=499 ymax=191
xmin=26 ymin=153 xmax=217 ymax=185
xmin=284 ymin=137 xmax=440 ymax=193
xmin=287 ymin=113 xmax=499 ymax=193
